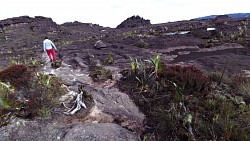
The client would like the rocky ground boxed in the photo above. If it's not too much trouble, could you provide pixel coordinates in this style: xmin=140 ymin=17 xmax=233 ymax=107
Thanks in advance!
xmin=0 ymin=15 xmax=250 ymax=140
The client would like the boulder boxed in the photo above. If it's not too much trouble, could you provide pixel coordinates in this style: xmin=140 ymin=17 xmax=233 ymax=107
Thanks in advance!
xmin=83 ymin=86 xmax=145 ymax=133
xmin=94 ymin=40 xmax=107 ymax=49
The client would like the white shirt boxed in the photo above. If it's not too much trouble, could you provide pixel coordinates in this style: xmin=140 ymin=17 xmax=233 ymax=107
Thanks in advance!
xmin=43 ymin=39 xmax=57 ymax=51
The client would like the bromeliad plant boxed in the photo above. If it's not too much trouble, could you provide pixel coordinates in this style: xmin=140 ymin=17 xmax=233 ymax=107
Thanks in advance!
xmin=129 ymin=56 xmax=151 ymax=90
xmin=129 ymin=55 xmax=163 ymax=79
xmin=129 ymin=56 xmax=141 ymax=75
xmin=104 ymin=52 xmax=114 ymax=65
xmin=0 ymin=82 xmax=14 ymax=109
xmin=36 ymin=73 xmax=52 ymax=87
xmin=145 ymin=54 xmax=163 ymax=77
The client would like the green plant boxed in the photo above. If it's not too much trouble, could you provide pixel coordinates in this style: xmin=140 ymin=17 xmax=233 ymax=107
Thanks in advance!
xmin=145 ymin=55 xmax=163 ymax=77
xmin=239 ymin=82 xmax=250 ymax=95
xmin=232 ymin=75 xmax=250 ymax=96
xmin=28 ymin=57 xmax=39 ymax=66
xmin=0 ymin=81 xmax=21 ymax=114
xmin=119 ymin=57 xmax=221 ymax=140
xmin=9 ymin=58 xmax=24 ymax=65
xmin=129 ymin=57 xmax=141 ymax=74
xmin=36 ymin=73 xmax=52 ymax=87
xmin=208 ymin=71 xmax=232 ymax=84
xmin=0 ymin=64 xmax=67 ymax=126
xmin=37 ymin=105 xmax=51 ymax=118
xmin=171 ymin=81 xmax=196 ymax=140
xmin=123 ymin=31 xmax=135 ymax=38
xmin=199 ymin=98 xmax=250 ymax=141
xmin=128 ymin=57 xmax=152 ymax=90
xmin=0 ymin=82 xmax=12 ymax=109
xmin=104 ymin=52 xmax=114 ymax=65
xmin=34 ymin=73 xmax=66 ymax=105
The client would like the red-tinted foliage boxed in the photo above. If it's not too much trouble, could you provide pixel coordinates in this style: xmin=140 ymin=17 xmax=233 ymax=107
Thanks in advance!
xmin=161 ymin=65 xmax=211 ymax=97
xmin=22 ymin=91 xmax=43 ymax=117
xmin=0 ymin=65 xmax=32 ymax=89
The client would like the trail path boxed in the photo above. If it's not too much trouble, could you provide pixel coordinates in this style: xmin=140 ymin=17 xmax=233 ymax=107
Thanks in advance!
xmin=41 ymin=52 xmax=144 ymax=140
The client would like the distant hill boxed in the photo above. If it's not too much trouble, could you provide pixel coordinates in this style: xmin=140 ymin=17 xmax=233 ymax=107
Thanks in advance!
xmin=195 ymin=13 xmax=250 ymax=20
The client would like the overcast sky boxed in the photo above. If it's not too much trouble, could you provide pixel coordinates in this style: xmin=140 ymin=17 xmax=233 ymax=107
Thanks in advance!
xmin=0 ymin=0 xmax=249 ymax=28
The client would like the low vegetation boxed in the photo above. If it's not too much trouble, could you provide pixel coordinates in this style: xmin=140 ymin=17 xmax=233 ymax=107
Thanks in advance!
xmin=118 ymin=55 xmax=250 ymax=141
xmin=0 ymin=64 xmax=67 ymax=126
xmin=89 ymin=66 xmax=112 ymax=82
xmin=104 ymin=52 xmax=114 ymax=65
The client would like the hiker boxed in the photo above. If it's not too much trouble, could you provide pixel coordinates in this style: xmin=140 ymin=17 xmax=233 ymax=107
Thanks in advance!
xmin=43 ymin=36 xmax=57 ymax=62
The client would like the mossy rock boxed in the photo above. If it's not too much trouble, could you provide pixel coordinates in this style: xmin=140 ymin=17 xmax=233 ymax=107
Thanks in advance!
xmin=89 ymin=68 xmax=112 ymax=82
xmin=51 ymin=60 xmax=62 ymax=69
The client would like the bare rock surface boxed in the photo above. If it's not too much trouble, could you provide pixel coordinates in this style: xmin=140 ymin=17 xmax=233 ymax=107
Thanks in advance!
xmin=0 ymin=117 xmax=65 ymax=141
xmin=83 ymin=85 xmax=145 ymax=131
xmin=41 ymin=52 xmax=144 ymax=124
xmin=63 ymin=123 xmax=140 ymax=141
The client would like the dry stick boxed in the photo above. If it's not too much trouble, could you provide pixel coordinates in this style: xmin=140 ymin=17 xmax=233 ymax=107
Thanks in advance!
xmin=173 ymin=81 xmax=196 ymax=141
xmin=182 ymin=104 xmax=196 ymax=141
xmin=187 ymin=122 xmax=196 ymax=141
xmin=63 ymin=92 xmax=87 ymax=115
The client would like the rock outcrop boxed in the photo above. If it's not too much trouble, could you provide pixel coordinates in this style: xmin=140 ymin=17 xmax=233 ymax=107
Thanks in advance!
xmin=116 ymin=15 xmax=151 ymax=28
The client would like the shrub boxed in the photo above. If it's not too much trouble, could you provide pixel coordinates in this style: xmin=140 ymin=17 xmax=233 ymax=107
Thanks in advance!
xmin=0 ymin=65 xmax=32 ymax=89
xmin=197 ymin=98 xmax=250 ymax=141
xmin=120 ymin=56 xmax=250 ymax=141
xmin=25 ymin=73 xmax=67 ymax=116
xmin=161 ymin=65 xmax=211 ymax=98
xmin=119 ymin=59 xmax=213 ymax=140
xmin=232 ymin=74 xmax=250 ymax=96
xmin=208 ymin=71 xmax=232 ymax=84
xmin=0 ymin=71 xmax=67 ymax=122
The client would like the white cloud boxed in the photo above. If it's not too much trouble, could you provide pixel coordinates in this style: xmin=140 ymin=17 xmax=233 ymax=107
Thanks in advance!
xmin=0 ymin=0 xmax=249 ymax=28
